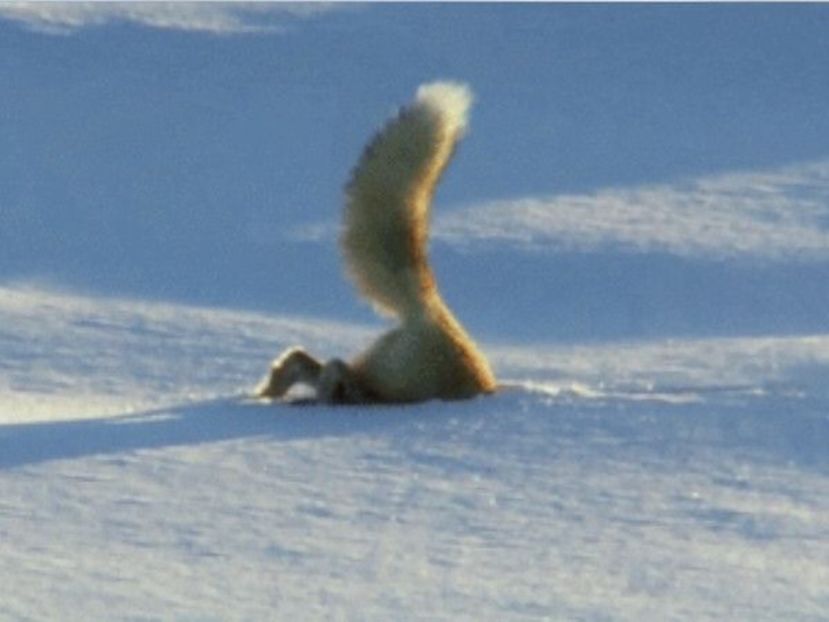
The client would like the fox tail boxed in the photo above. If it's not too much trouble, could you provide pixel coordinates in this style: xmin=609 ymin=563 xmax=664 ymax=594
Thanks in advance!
xmin=341 ymin=81 xmax=473 ymax=320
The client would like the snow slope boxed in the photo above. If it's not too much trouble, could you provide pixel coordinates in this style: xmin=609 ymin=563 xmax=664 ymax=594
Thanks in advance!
xmin=1 ymin=286 xmax=828 ymax=621
xmin=3 ymin=5 xmax=829 ymax=619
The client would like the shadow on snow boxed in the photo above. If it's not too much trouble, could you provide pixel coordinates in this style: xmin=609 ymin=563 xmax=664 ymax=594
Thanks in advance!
xmin=0 ymin=396 xmax=430 ymax=470
xmin=1 ymin=388 xmax=828 ymax=473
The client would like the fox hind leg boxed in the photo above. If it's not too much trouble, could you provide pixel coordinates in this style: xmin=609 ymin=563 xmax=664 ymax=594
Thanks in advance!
xmin=257 ymin=348 xmax=369 ymax=404
xmin=317 ymin=358 xmax=371 ymax=404
xmin=256 ymin=347 xmax=323 ymax=399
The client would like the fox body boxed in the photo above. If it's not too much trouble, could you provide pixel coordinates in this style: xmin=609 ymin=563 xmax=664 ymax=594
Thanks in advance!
xmin=257 ymin=82 xmax=496 ymax=404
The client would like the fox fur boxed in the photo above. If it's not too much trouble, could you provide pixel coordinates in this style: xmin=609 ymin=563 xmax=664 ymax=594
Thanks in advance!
xmin=257 ymin=81 xmax=496 ymax=404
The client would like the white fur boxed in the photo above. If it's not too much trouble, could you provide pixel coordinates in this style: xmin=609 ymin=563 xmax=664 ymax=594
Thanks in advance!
xmin=415 ymin=81 xmax=473 ymax=138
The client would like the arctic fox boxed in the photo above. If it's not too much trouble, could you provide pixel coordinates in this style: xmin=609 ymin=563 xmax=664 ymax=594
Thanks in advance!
xmin=257 ymin=81 xmax=496 ymax=404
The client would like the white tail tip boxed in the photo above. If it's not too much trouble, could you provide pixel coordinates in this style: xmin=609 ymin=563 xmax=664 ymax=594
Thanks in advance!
xmin=415 ymin=81 xmax=474 ymax=135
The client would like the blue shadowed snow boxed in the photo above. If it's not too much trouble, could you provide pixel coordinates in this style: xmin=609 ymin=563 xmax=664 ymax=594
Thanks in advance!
xmin=1 ymin=4 xmax=828 ymax=620
xmin=2 ymin=4 xmax=829 ymax=338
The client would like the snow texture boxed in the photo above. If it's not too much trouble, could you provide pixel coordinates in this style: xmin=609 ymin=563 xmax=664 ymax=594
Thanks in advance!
xmin=0 ymin=2 xmax=332 ymax=36
xmin=2 ymin=5 xmax=829 ymax=619
xmin=294 ymin=159 xmax=829 ymax=261
xmin=435 ymin=160 xmax=829 ymax=260
xmin=1 ymin=286 xmax=828 ymax=621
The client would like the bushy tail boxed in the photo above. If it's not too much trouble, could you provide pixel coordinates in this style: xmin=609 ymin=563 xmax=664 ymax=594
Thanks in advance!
xmin=342 ymin=81 xmax=473 ymax=319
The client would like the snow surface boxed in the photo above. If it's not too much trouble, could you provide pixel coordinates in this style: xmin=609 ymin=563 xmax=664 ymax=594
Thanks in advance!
xmin=3 ymin=5 xmax=829 ymax=620
xmin=2 ymin=286 xmax=828 ymax=621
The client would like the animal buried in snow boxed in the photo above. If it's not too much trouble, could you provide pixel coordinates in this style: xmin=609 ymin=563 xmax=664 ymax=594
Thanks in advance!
xmin=257 ymin=82 xmax=496 ymax=404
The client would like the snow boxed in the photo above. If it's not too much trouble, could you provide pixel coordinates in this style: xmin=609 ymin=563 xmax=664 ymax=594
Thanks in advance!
xmin=2 ymin=286 xmax=828 ymax=620
xmin=0 ymin=3 xmax=328 ymax=36
xmin=3 ymin=5 xmax=829 ymax=620
xmin=434 ymin=160 xmax=829 ymax=261
xmin=296 ymin=159 xmax=829 ymax=261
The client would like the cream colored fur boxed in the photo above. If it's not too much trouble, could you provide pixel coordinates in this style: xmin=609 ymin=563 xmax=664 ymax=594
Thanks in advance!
xmin=257 ymin=81 xmax=496 ymax=404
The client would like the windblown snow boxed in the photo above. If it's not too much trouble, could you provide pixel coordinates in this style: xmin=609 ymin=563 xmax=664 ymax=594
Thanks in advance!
xmin=1 ymin=285 xmax=827 ymax=621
